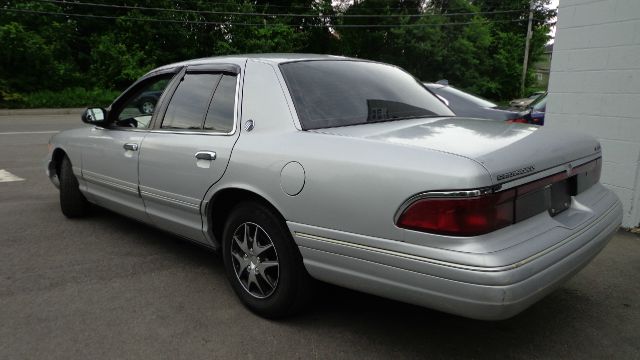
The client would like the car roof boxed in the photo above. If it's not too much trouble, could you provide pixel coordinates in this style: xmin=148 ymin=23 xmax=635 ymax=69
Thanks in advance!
xmin=152 ymin=53 xmax=356 ymax=73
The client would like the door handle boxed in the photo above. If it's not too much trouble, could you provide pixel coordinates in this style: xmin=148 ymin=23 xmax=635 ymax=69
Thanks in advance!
xmin=195 ymin=151 xmax=216 ymax=161
xmin=123 ymin=143 xmax=139 ymax=151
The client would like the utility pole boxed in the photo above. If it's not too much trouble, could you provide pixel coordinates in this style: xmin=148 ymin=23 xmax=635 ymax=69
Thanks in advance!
xmin=521 ymin=1 xmax=534 ymax=97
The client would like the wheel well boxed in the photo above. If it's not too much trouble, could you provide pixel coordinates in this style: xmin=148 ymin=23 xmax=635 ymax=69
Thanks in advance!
xmin=208 ymin=188 xmax=287 ymax=244
xmin=51 ymin=148 xmax=67 ymax=176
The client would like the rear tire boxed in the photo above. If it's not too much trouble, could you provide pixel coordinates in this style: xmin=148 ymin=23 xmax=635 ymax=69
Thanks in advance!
xmin=222 ymin=201 xmax=311 ymax=319
xmin=59 ymin=155 xmax=89 ymax=218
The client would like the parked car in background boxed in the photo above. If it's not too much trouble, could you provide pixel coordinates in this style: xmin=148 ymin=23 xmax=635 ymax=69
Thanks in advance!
xmin=46 ymin=55 xmax=621 ymax=320
xmin=509 ymin=92 xmax=547 ymax=125
xmin=424 ymin=82 xmax=523 ymax=121
xmin=509 ymin=91 xmax=545 ymax=108
xmin=134 ymin=90 xmax=162 ymax=114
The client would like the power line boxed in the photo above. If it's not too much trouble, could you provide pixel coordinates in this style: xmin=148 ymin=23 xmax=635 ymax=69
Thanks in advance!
xmin=37 ymin=0 xmax=530 ymax=12
xmin=0 ymin=8 xmax=529 ymax=27
xmin=29 ymin=0 xmax=525 ymax=18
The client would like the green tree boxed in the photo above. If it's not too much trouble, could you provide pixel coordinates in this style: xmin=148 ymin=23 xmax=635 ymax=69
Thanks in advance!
xmin=0 ymin=0 xmax=556 ymax=106
xmin=473 ymin=0 xmax=556 ymax=98
xmin=0 ymin=22 xmax=57 ymax=92
xmin=89 ymin=33 xmax=154 ymax=89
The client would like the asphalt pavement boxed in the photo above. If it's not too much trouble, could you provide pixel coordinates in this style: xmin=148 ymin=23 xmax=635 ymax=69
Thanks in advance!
xmin=1 ymin=111 xmax=639 ymax=359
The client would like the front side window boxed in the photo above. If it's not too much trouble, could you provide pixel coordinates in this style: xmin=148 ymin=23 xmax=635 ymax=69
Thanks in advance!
xmin=280 ymin=61 xmax=454 ymax=130
xmin=114 ymin=75 xmax=173 ymax=128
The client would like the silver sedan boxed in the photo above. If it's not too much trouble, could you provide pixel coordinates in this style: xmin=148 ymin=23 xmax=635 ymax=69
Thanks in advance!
xmin=45 ymin=54 xmax=622 ymax=320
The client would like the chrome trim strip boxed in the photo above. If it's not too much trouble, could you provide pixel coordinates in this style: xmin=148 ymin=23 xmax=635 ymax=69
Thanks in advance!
xmin=499 ymin=152 xmax=601 ymax=191
xmin=296 ymin=231 xmax=489 ymax=271
xmin=296 ymin=203 xmax=617 ymax=273
xmin=140 ymin=190 xmax=200 ymax=210
xmin=147 ymin=129 xmax=236 ymax=136
xmin=82 ymin=171 xmax=138 ymax=194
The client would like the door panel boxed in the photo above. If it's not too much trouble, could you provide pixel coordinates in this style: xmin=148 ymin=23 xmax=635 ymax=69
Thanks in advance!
xmin=81 ymin=71 xmax=178 ymax=223
xmin=138 ymin=133 xmax=238 ymax=241
xmin=82 ymin=128 xmax=148 ymax=221
xmin=138 ymin=67 xmax=241 ymax=243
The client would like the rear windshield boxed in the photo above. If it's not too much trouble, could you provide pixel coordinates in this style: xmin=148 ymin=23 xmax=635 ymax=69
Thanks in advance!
xmin=280 ymin=60 xmax=454 ymax=130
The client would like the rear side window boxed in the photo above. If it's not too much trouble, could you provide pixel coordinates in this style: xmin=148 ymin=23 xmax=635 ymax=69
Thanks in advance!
xmin=162 ymin=73 xmax=237 ymax=132
xmin=162 ymin=74 xmax=221 ymax=129
xmin=204 ymin=75 xmax=237 ymax=132
xmin=280 ymin=61 xmax=454 ymax=130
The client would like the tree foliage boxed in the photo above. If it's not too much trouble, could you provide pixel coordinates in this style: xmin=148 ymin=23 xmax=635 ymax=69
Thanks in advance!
xmin=0 ymin=0 xmax=555 ymax=106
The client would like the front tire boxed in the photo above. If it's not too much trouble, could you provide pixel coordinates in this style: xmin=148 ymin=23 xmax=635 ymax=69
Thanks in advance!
xmin=59 ymin=155 xmax=89 ymax=218
xmin=222 ymin=201 xmax=310 ymax=318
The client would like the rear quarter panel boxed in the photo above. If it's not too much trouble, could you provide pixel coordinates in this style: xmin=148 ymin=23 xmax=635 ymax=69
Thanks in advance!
xmin=205 ymin=59 xmax=493 ymax=243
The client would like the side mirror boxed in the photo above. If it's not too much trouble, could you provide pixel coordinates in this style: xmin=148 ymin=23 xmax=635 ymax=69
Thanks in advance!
xmin=81 ymin=107 xmax=108 ymax=126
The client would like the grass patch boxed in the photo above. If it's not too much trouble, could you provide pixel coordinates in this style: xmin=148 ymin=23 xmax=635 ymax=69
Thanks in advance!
xmin=1 ymin=87 xmax=120 ymax=109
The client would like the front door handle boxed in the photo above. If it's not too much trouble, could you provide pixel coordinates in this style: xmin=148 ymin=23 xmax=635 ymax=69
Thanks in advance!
xmin=195 ymin=151 xmax=216 ymax=161
xmin=123 ymin=143 xmax=139 ymax=151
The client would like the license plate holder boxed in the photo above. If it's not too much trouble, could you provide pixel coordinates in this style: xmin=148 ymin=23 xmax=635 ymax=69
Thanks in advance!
xmin=548 ymin=178 xmax=572 ymax=216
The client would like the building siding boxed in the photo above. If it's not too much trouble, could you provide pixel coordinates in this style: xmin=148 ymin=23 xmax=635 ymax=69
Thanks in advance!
xmin=546 ymin=0 xmax=640 ymax=228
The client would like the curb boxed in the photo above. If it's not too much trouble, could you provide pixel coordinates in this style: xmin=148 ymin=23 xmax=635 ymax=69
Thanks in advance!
xmin=0 ymin=108 xmax=85 ymax=116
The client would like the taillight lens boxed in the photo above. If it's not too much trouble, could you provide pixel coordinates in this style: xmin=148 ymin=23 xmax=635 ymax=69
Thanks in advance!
xmin=507 ymin=118 xmax=528 ymax=123
xmin=396 ymin=190 xmax=515 ymax=236
xmin=397 ymin=158 xmax=601 ymax=236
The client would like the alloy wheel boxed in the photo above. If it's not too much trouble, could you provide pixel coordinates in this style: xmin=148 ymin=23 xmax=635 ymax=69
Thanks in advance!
xmin=141 ymin=101 xmax=155 ymax=114
xmin=230 ymin=222 xmax=280 ymax=299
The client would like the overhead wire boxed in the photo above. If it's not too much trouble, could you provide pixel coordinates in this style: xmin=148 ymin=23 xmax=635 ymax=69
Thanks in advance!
xmin=0 ymin=8 xmax=535 ymax=28
xmin=28 ymin=0 xmax=532 ymax=12
xmin=27 ymin=0 xmax=527 ymax=18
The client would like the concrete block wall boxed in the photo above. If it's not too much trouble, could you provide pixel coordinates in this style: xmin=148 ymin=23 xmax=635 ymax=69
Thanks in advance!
xmin=546 ymin=0 xmax=640 ymax=228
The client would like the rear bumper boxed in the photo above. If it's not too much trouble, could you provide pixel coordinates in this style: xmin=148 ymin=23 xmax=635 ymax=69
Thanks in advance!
xmin=290 ymin=187 xmax=622 ymax=320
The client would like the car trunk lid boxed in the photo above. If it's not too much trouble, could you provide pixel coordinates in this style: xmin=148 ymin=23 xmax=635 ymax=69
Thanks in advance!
xmin=309 ymin=117 xmax=600 ymax=185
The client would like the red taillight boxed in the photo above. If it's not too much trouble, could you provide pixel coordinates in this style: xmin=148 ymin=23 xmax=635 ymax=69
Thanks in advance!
xmin=507 ymin=118 xmax=528 ymax=123
xmin=397 ymin=158 xmax=601 ymax=236
xmin=396 ymin=190 xmax=515 ymax=236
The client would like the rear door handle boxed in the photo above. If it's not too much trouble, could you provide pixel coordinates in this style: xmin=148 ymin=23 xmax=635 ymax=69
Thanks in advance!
xmin=195 ymin=151 xmax=216 ymax=161
xmin=123 ymin=143 xmax=138 ymax=151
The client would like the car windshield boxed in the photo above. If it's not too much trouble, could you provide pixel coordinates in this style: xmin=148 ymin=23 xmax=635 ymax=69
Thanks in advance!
xmin=280 ymin=60 xmax=454 ymax=130
xmin=531 ymin=93 xmax=547 ymax=111
xmin=430 ymin=85 xmax=498 ymax=108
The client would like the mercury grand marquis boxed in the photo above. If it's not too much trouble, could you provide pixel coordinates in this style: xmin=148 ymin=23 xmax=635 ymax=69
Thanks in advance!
xmin=45 ymin=54 xmax=623 ymax=320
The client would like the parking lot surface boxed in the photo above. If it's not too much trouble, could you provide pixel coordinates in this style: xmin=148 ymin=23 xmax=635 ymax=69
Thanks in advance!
xmin=1 ymin=112 xmax=639 ymax=359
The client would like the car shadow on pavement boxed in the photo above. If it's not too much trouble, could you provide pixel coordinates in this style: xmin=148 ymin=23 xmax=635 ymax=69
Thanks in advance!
xmin=289 ymin=282 xmax=594 ymax=357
